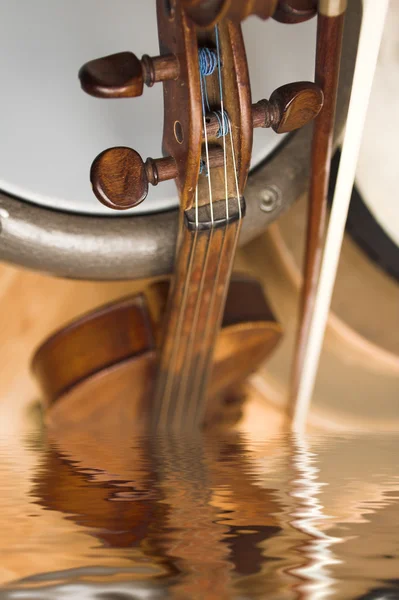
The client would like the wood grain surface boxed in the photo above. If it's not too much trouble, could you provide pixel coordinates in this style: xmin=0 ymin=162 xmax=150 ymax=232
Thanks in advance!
xmin=290 ymin=12 xmax=346 ymax=409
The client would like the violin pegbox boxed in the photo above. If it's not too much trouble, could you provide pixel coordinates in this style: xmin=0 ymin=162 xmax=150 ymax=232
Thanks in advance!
xmin=183 ymin=0 xmax=279 ymax=28
xmin=79 ymin=0 xmax=323 ymax=212
xmin=183 ymin=0 xmax=317 ymax=27
xmin=79 ymin=0 xmax=203 ymax=212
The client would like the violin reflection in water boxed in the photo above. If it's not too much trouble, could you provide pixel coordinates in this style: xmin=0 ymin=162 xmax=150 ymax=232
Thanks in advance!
xmin=2 ymin=429 xmax=399 ymax=599
xmin=33 ymin=430 xmax=284 ymax=599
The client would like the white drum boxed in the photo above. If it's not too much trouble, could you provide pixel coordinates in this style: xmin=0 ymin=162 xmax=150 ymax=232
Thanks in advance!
xmin=0 ymin=0 xmax=316 ymax=216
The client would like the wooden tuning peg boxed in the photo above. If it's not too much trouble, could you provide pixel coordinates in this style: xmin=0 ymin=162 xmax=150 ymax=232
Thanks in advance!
xmin=273 ymin=0 xmax=317 ymax=24
xmin=252 ymin=81 xmax=323 ymax=134
xmin=183 ymin=0 xmax=278 ymax=27
xmin=90 ymin=147 xmax=178 ymax=210
xmin=79 ymin=52 xmax=180 ymax=99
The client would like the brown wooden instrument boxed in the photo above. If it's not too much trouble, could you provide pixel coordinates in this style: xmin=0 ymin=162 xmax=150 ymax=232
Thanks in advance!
xmin=290 ymin=0 xmax=347 ymax=409
xmin=183 ymin=0 xmax=317 ymax=27
xmin=33 ymin=277 xmax=282 ymax=433
xmin=33 ymin=0 xmax=323 ymax=433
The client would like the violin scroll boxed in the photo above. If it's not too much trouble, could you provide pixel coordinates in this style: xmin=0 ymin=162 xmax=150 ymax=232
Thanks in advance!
xmin=183 ymin=0 xmax=278 ymax=28
xmin=80 ymin=1 xmax=323 ymax=213
xmin=273 ymin=0 xmax=317 ymax=24
xmin=182 ymin=0 xmax=316 ymax=27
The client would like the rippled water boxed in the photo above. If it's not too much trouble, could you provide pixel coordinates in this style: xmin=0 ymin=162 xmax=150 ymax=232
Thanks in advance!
xmin=1 ymin=423 xmax=399 ymax=599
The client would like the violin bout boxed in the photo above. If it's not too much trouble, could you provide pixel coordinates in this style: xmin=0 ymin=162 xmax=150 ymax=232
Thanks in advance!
xmin=32 ymin=275 xmax=282 ymax=434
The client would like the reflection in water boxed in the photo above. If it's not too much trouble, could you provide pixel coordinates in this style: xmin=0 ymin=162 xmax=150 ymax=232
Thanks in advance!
xmin=288 ymin=435 xmax=341 ymax=600
xmin=0 ymin=426 xmax=399 ymax=599
xmin=33 ymin=433 xmax=283 ymax=599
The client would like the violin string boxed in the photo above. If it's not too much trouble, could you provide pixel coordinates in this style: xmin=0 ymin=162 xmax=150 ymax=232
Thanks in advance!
xmin=200 ymin=61 xmax=214 ymax=224
xmin=171 ymin=47 xmax=218 ymax=429
xmin=187 ymin=225 xmax=228 ymax=429
xmin=215 ymin=26 xmax=229 ymax=220
xmin=174 ymin=164 xmax=214 ymax=425
xmin=190 ymin=219 xmax=241 ymax=429
xmin=154 ymin=222 xmax=199 ymax=429
xmin=174 ymin=225 xmax=213 ymax=429
xmin=187 ymin=26 xmax=236 ymax=429
xmin=180 ymin=42 xmax=222 ymax=429
xmin=190 ymin=200 xmax=242 ymax=427
xmin=165 ymin=32 xmax=241 ymax=429
xmin=229 ymin=121 xmax=241 ymax=218
xmin=189 ymin=41 xmax=243 ymax=428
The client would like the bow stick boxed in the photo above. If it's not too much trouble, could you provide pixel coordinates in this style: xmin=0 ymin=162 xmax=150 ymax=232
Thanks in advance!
xmin=290 ymin=0 xmax=347 ymax=413
xmin=291 ymin=0 xmax=389 ymax=430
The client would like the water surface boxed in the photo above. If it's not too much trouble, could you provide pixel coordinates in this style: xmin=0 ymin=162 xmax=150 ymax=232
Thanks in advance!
xmin=1 ymin=425 xmax=398 ymax=599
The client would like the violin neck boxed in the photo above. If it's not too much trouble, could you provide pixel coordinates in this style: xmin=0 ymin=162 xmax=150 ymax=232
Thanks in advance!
xmin=152 ymin=197 xmax=245 ymax=430
xmin=151 ymin=18 xmax=252 ymax=431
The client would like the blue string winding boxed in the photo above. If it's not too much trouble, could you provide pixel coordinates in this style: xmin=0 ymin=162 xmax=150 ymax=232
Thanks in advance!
xmin=198 ymin=47 xmax=218 ymax=76
xmin=198 ymin=46 xmax=230 ymax=177
xmin=211 ymin=110 xmax=230 ymax=138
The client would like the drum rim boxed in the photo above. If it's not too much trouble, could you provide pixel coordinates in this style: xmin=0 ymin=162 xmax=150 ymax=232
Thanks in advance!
xmin=0 ymin=2 xmax=361 ymax=281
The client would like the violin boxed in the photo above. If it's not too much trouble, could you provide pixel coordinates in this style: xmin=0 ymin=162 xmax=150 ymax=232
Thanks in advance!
xmin=32 ymin=0 xmax=323 ymax=433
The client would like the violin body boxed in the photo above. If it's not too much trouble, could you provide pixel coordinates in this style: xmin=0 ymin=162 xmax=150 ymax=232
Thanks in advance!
xmin=32 ymin=275 xmax=282 ymax=434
